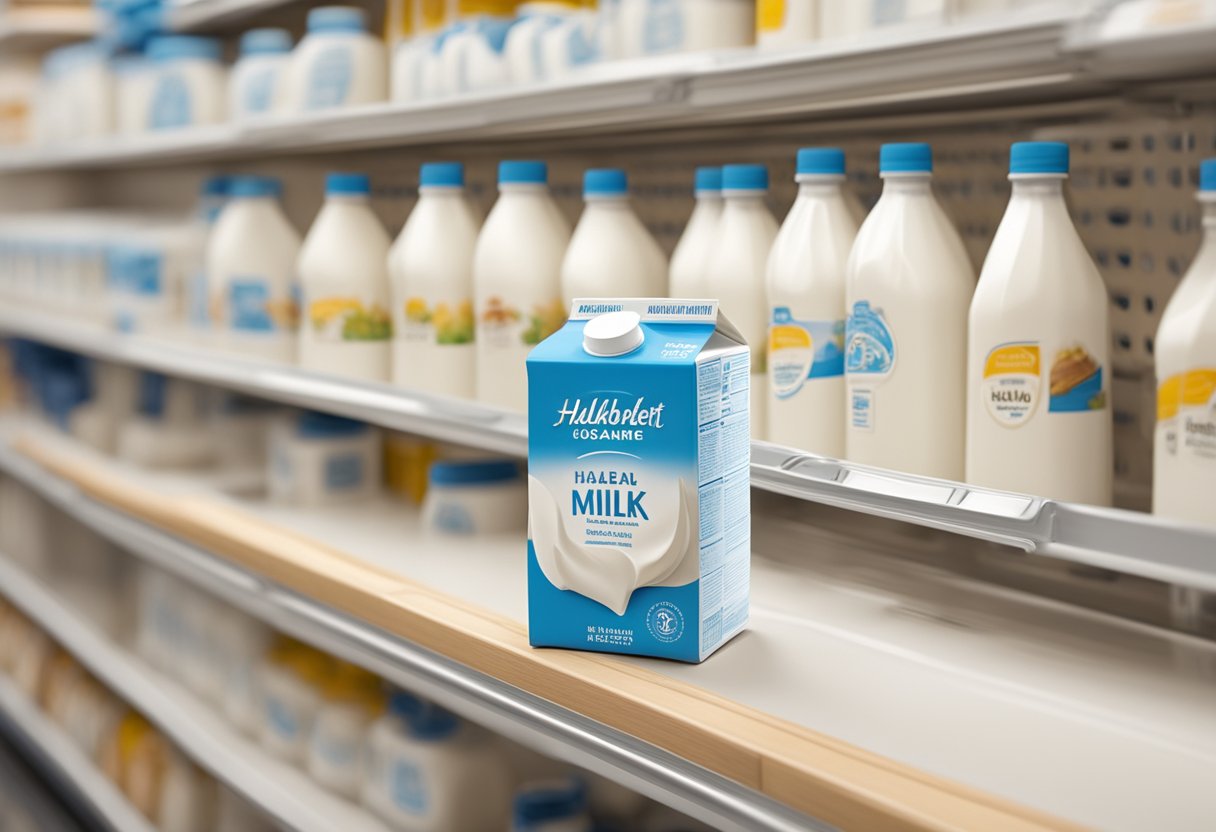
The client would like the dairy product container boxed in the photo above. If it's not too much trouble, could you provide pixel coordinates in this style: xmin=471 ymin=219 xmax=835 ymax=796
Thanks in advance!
xmin=259 ymin=642 xmax=327 ymax=763
xmin=1154 ymin=158 xmax=1216 ymax=526
xmin=474 ymin=160 xmax=571 ymax=411
xmin=185 ymin=176 xmax=230 ymax=338
xmin=229 ymin=28 xmax=293 ymax=119
xmin=757 ymin=0 xmax=818 ymax=48
xmin=112 ymin=53 xmax=154 ymax=136
xmin=306 ymin=664 xmax=381 ymax=798
xmin=364 ymin=694 xmax=512 ymax=831
xmin=505 ymin=2 xmax=598 ymax=85
xmin=299 ymin=172 xmax=393 ymax=381
xmin=391 ymin=0 xmax=446 ymax=102
xmin=215 ymin=611 xmax=274 ymax=736
xmin=146 ymin=36 xmax=226 ymax=130
xmin=845 ymin=143 xmax=974 ymax=479
xmin=40 ymin=43 xmax=114 ymax=142
xmin=208 ymin=175 xmax=302 ymax=364
xmin=281 ymin=6 xmax=388 ymax=111
xmin=422 ymin=459 xmax=527 ymax=533
xmin=527 ymin=299 xmax=750 ymax=662
xmin=561 ymin=168 xmax=667 ymax=307
xmin=107 ymin=222 xmax=196 ymax=336
xmin=388 ymin=162 xmax=478 ymax=398
xmin=437 ymin=1 xmax=521 ymax=96
xmin=705 ymin=163 xmax=778 ymax=440
xmin=766 ymin=148 xmax=857 ymax=455
xmin=669 ymin=167 xmax=723 ymax=299
xmin=966 ymin=142 xmax=1112 ymax=505
xmin=612 ymin=0 xmax=754 ymax=58
xmin=268 ymin=410 xmax=382 ymax=505
xmin=384 ymin=432 xmax=440 ymax=504
xmin=512 ymin=777 xmax=593 ymax=832
xmin=116 ymin=373 xmax=216 ymax=468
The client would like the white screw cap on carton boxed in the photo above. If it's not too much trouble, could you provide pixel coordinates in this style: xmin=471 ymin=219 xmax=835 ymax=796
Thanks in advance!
xmin=583 ymin=311 xmax=644 ymax=357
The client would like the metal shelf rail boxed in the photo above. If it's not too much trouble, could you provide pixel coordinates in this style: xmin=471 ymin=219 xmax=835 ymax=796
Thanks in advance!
xmin=2 ymin=309 xmax=1214 ymax=596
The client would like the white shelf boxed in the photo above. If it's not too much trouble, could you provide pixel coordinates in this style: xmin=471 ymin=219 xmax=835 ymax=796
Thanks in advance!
xmin=2 ymin=430 xmax=1216 ymax=832
xmin=0 ymin=674 xmax=157 ymax=832
xmin=165 ymin=0 xmax=298 ymax=32
xmin=0 ymin=8 xmax=96 ymax=52
xmin=0 ymin=553 xmax=392 ymax=832
xmin=4 ymin=307 xmax=1216 ymax=595
xmin=0 ymin=9 xmax=1093 ymax=172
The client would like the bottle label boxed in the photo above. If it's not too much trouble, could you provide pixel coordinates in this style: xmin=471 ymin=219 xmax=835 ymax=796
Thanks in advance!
xmin=642 ymin=0 xmax=684 ymax=54
xmin=306 ymin=46 xmax=353 ymax=110
xmin=1048 ymin=345 xmax=1106 ymax=412
xmin=768 ymin=306 xmax=844 ymax=399
xmin=149 ymin=72 xmax=192 ymax=129
xmin=389 ymin=759 xmax=428 ymax=815
xmin=1176 ymin=368 xmax=1216 ymax=461
xmin=844 ymin=300 xmax=894 ymax=432
xmin=324 ymin=452 xmax=365 ymax=490
xmin=981 ymin=342 xmax=1041 ymax=427
xmin=307 ymin=294 xmax=392 ymax=342
xmin=243 ymin=67 xmax=277 ymax=114
xmin=757 ymin=0 xmax=786 ymax=32
xmin=398 ymin=295 xmax=474 ymax=347
xmin=477 ymin=296 xmax=565 ymax=349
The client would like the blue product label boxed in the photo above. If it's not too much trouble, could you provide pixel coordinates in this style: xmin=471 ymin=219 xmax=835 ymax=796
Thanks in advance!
xmin=228 ymin=279 xmax=275 ymax=332
xmin=844 ymin=301 xmax=895 ymax=378
xmin=1048 ymin=346 xmax=1106 ymax=413
xmin=389 ymin=760 xmax=428 ymax=815
xmin=433 ymin=502 xmax=475 ymax=534
xmin=243 ymin=67 xmax=277 ymax=114
xmin=769 ymin=306 xmax=845 ymax=399
xmin=149 ymin=72 xmax=192 ymax=129
xmin=265 ymin=696 xmax=299 ymax=740
xmin=873 ymin=0 xmax=906 ymax=25
xmin=324 ymin=453 xmax=364 ymax=490
xmin=306 ymin=46 xmax=353 ymax=109
xmin=643 ymin=0 xmax=684 ymax=54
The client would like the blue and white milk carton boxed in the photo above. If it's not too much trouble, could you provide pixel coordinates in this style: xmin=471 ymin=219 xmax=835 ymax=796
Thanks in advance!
xmin=526 ymin=299 xmax=751 ymax=663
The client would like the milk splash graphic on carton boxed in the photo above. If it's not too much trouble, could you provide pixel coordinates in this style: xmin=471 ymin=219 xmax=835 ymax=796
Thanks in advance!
xmin=526 ymin=298 xmax=751 ymax=662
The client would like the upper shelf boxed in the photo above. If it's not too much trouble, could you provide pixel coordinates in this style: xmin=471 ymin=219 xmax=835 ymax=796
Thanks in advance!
xmin=164 ymin=0 xmax=298 ymax=32
xmin=0 ymin=8 xmax=1112 ymax=173
xmin=0 ymin=7 xmax=96 ymax=53
xmin=2 ymin=307 xmax=1214 ymax=596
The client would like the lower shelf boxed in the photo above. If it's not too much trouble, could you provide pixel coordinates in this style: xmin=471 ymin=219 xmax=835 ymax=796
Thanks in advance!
xmin=0 ymin=674 xmax=155 ymax=832
xmin=0 ymin=555 xmax=391 ymax=832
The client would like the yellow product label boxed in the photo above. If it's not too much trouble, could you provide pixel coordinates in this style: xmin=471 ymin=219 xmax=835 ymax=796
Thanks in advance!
xmin=416 ymin=0 xmax=448 ymax=31
xmin=454 ymin=0 xmax=518 ymax=17
xmin=984 ymin=343 xmax=1040 ymax=377
xmin=1158 ymin=373 xmax=1183 ymax=421
xmin=385 ymin=0 xmax=414 ymax=41
xmin=1181 ymin=368 xmax=1216 ymax=406
xmin=768 ymin=323 xmax=812 ymax=353
xmin=757 ymin=0 xmax=786 ymax=32
xmin=309 ymin=296 xmax=392 ymax=342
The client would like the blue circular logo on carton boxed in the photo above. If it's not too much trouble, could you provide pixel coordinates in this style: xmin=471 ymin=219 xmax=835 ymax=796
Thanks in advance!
xmin=646 ymin=601 xmax=684 ymax=643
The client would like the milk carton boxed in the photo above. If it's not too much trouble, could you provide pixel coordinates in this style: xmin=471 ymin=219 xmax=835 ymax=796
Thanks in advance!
xmin=526 ymin=299 xmax=750 ymax=663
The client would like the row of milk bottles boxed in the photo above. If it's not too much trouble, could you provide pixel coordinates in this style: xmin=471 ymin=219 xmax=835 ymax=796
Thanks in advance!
xmin=676 ymin=142 xmax=1115 ymax=508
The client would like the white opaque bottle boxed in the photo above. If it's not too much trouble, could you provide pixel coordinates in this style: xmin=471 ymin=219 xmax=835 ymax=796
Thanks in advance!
xmin=615 ymin=0 xmax=754 ymax=57
xmin=281 ymin=6 xmax=388 ymax=111
xmin=706 ymin=163 xmax=779 ymax=440
xmin=669 ymin=167 xmax=722 ymax=299
xmin=757 ymin=0 xmax=818 ymax=48
xmin=364 ymin=694 xmax=511 ymax=831
xmin=388 ymin=162 xmax=479 ymax=399
xmin=967 ymin=142 xmax=1112 ymax=504
xmin=185 ymin=175 xmax=230 ymax=339
xmin=145 ymin=36 xmax=226 ymax=130
xmin=560 ymin=168 xmax=667 ymax=307
xmin=474 ymin=160 xmax=571 ymax=411
xmin=438 ymin=0 xmax=520 ymax=97
xmin=766 ymin=147 xmax=857 ymax=455
xmin=208 ymin=176 xmax=302 ymax=364
xmin=298 ymin=172 xmax=393 ymax=382
xmin=1154 ymin=158 xmax=1216 ymax=526
xmin=845 ymin=143 xmax=974 ymax=479
xmin=512 ymin=777 xmax=593 ymax=832
xmin=229 ymin=28 xmax=292 ymax=120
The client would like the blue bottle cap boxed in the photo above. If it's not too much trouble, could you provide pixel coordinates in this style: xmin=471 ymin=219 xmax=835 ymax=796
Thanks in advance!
xmin=307 ymin=6 xmax=367 ymax=33
xmin=228 ymin=175 xmax=282 ymax=198
xmin=200 ymin=175 xmax=230 ymax=197
xmin=879 ymin=142 xmax=933 ymax=174
xmin=796 ymin=147 xmax=846 ymax=177
xmin=429 ymin=459 xmax=520 ymax=487
xmin=721 ymin=164 xmax=768 ymax=192
xmin=295 ymin=410 xmax=368 ymax=438
xmin=407 ymin=703 xmax=461 ymax=741
xmin=326 ymin=172 xmax=371 ymax=196
xmin=240 ymin=27 xmax=292 ymax=56
xmin=513 ymin=777 xmax=587 ymax=827
xmin=1200 ymin=158 xmax=1216 ymax=193
xmin=388 ymin=690 xmax=424 ymax=719
xmin=499 ymin=160 xmax=548 ymax=185
xmin=420 ymin=162 xmax=464 ymax=188
xmin=694 ymin=166 xmax=722 ymax=194
xmin=583 ymin=168 xmax=627 ymax=197
xmin=1009 ymin=141 xmax=1069 ymax=176
xmin=146 ymin=35 xmax=222 ymax=63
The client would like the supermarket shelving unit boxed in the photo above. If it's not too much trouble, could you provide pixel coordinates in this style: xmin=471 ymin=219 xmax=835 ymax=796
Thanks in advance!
xmin=0 ymin=7 xmax=96 ymax=53
xmin=3 ymin=2 xmax=1216 ymax=831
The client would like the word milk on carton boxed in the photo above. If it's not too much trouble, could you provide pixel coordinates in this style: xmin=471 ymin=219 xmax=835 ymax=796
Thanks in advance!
xmin=526 ymin=298 xmax=751 ymax=663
